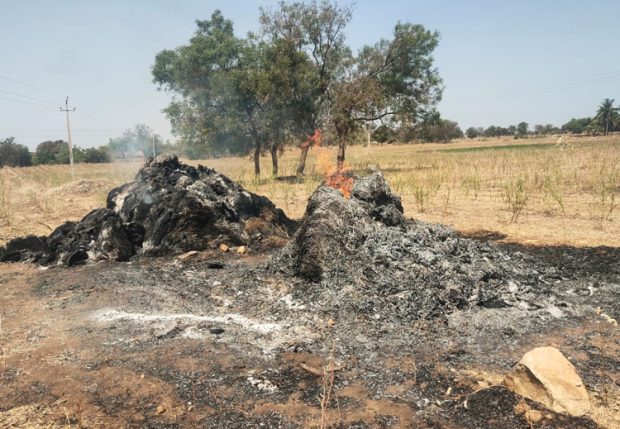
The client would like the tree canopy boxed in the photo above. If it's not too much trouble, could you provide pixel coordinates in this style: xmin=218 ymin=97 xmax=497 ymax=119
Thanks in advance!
xmin=595 ymin=98 xmax=619 ymax=136
xmin=34 ymin=140 xmax=69 ymax=165
xmin=153 ymin=10 xmax=317 ymax=175
xmin=153 ymin=3 xmax=443 ymax=174
xmin=0 ymin=137 xmax=32 ymax=168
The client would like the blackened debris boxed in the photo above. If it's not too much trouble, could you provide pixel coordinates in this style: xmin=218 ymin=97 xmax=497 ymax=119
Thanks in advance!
xmin=271 ymin=171 xmax=558 ymax=320
xmin=1 ymin=154 xmax=297 ymax=265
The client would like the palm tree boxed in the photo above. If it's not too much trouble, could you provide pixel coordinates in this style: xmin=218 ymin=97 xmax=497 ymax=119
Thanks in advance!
xmin=595 ymin=98 xmax=619 ymax=136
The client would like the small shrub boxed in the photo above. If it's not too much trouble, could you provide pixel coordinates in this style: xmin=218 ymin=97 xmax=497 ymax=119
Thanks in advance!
xmin=503 ymin=177 xmax=529 ymax=222
xmin=462 ymin=172 xmax=481 ymax=200
xmin=543 ymin=171 xmax=565 ymax=215
xmin=412 ymin=182 xmax=431 ymax=212
xmin=592 ymin=163 xmax=618 ymax=222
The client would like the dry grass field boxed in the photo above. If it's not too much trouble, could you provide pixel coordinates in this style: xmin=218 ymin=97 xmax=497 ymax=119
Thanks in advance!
xmin=1 ymin=134 xmax=619 ymax=248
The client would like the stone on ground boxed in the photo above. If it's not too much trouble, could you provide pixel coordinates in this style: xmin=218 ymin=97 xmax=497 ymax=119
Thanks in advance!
xmin=504 ymin=346 xmax=590 ymax=416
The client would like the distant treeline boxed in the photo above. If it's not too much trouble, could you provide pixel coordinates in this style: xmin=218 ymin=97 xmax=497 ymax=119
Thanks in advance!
xmin=464 ymin=98 xmax=619 ymax=139
xmin=0 ymin=123 xmax=173 ymax=168
xmin=0 ymin=138 xmax=111 ymax=168
xmin=2 ymin=99 xmax=617 ymax=168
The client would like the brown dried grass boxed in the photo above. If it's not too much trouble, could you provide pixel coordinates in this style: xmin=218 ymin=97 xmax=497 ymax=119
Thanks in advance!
xmin=1 ymin=135 xmax=618 ymax=248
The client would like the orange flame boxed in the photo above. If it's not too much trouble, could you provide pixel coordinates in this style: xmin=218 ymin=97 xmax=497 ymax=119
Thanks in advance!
xmin=301 ymin=129 xmax=322 ymax=149
xmin=325 ymin=170 xmax=354 ymax=198
xmin=315 ymin=144 xmax=354 ymax=198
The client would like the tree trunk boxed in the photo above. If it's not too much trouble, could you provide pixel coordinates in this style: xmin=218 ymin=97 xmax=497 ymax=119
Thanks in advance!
xmin=606 ymin=117 xmax=609 ymax=136
xmin=296 ymin=145 xmax=310 ymax=177
xmin=253 ymin=142 xmax=261 ymax=176
xmin=337 ymin=138 xmax=346 ymax=172
xmin=270 ymin=143 xmax=279 ymax=177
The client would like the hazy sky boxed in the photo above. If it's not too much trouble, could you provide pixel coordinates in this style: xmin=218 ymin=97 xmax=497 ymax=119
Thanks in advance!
xmin=1 ymin=0 xmax=619 ymax=150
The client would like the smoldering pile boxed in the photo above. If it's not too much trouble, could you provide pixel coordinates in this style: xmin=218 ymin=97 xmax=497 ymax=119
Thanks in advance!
xmin=0 ymin=155 xmax=296 ymax=265
xmin=270 ymin=171 xmax=558 ymax=321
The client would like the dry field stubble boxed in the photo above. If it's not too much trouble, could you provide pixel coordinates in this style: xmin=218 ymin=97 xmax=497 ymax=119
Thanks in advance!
xmin=0 ymin=134 xmax=618 ymax=247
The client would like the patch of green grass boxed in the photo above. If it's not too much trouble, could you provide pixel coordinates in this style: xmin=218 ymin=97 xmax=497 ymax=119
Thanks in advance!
xmin=439 ymin=143 xmax=557 ymax=154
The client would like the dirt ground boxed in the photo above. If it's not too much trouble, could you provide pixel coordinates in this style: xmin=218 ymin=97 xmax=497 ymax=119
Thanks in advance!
xmin=1 ymin=240 xmax=619 ymax=428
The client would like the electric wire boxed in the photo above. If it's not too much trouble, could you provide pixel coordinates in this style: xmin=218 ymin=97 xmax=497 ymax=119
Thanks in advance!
xmin=0 ymin=89 xmax=62 ymax=107
xmin=0 ymin=95 xmax=55 ymax=108
xmin=0 ymin=73 xmax=66 ymax=98
xmin=442 ymin=73 xmax=620 ymax=108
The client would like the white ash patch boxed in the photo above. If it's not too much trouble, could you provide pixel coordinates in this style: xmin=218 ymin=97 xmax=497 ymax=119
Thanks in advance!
xmin=247 ymin=376 xmax=278 ymax=393
xmin=89 ymin=308 xmax=316 ymax=355
xmin=110 ymin=187 xmax=131 ymax=214
xmin=547 ymin=304 xmax=565 ymax=318
xmin=91 ymin=309 xmax=281 ymax=334
xmin=280 ymin=294 xmax=306 ymax=310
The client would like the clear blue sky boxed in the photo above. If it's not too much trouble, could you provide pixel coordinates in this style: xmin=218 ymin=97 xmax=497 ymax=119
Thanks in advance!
xmin=1 ymin=0 xmax=619 ymax=149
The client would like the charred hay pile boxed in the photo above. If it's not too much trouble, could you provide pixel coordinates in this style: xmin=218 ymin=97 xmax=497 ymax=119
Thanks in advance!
xmin=2 ymin=160 xmax=560 ymax=321
xmin=0 ymin=155 xmax=296 ymax=265
xmin=271 ymin=171 xmax=557 ymax=320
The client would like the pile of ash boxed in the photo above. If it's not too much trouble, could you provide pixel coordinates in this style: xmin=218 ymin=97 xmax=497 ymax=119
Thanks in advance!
xmin=1 ymin=154 xmax=297 ymax=265
xmin=270 ymin=171 xmax=558 ymax=320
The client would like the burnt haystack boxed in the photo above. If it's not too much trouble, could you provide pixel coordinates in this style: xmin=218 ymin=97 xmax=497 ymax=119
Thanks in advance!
xmin=1 ymin=154 xmax=296 ymax=265
xmin=106 ymin=154 xmax=296 ymax=256
xmin=273 ymin=171 xmax=551 ymax=320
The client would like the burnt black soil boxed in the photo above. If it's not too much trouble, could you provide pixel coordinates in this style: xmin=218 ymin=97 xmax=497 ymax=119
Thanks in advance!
xmin=3 ymin=247 xmax=614 ymax=428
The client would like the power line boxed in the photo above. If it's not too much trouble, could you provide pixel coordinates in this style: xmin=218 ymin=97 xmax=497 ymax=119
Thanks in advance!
xmin=480 ymin=74 xmax=620 ymax=101
xmin=0 ymin=73 xmax=123 ymax=131
xmin=0 ymin=73 xmax=66 ymax=98
xmin=446 ymin=69 xmax=620 ymax=105
xmin=443 ymin=73 xmax=620 ymax=108
xmin=75 ymin=106 xmax=122 ymax=130
xmin=484 ymin=70 xmax=620 ymax=100
xmin=73 ymin=109 xmax=121 ymax=131
xmin=0 ymin=128 xmax=123 ymax=132
xmin=0 ymin=89 xmax=62 ymax=107
xmin=0 ymin=95 xmax=56 ymax=108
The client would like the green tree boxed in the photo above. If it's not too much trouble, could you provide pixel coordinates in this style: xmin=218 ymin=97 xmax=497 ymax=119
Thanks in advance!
xmin=153 ymin=11 xmax=286 ymax=175
xmin=84 ymin=146 xmax=111 ymax=163
xmin=258 ymin=1 xmax=353 ymax=175
xmin=594 ymin=98 xmax=619 ymax=136
xmin=257 ymin=37 xmax=319 ymax=175
xmin=372 ymin=124 xmax=397 ymax=144
xmin=34 ymin=140 xmax=67 ymax=164
xmin=484 ymin=125 xmax=498 ymax=138
xmin=534 ymin=124 xmax=544 ymax=135
xmin=0 ymin=137 xmax=32 ymax=167
xmin=561 ymin=117 xmax=591 ymax=134
xmin=465 ymin=127 xmax=479 ymax=139
xmin=516 ymin=122 xmax=529 ymax=137
xmin=56 ymin=144 xmax=85 ymax=164
xmin=331 ymin=22 xmax=443 ymax=170
xmin=416 ymin=114 xmax=462 ymax=142
xmin=534 ymin=123 xmax=557 ymax=135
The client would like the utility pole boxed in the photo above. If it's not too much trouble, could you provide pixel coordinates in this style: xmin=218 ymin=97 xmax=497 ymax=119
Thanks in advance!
xmin=60 ymin=97 xmax=76 ymax=168
xmin=152 ymin=135 xmax=156 ymax=157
